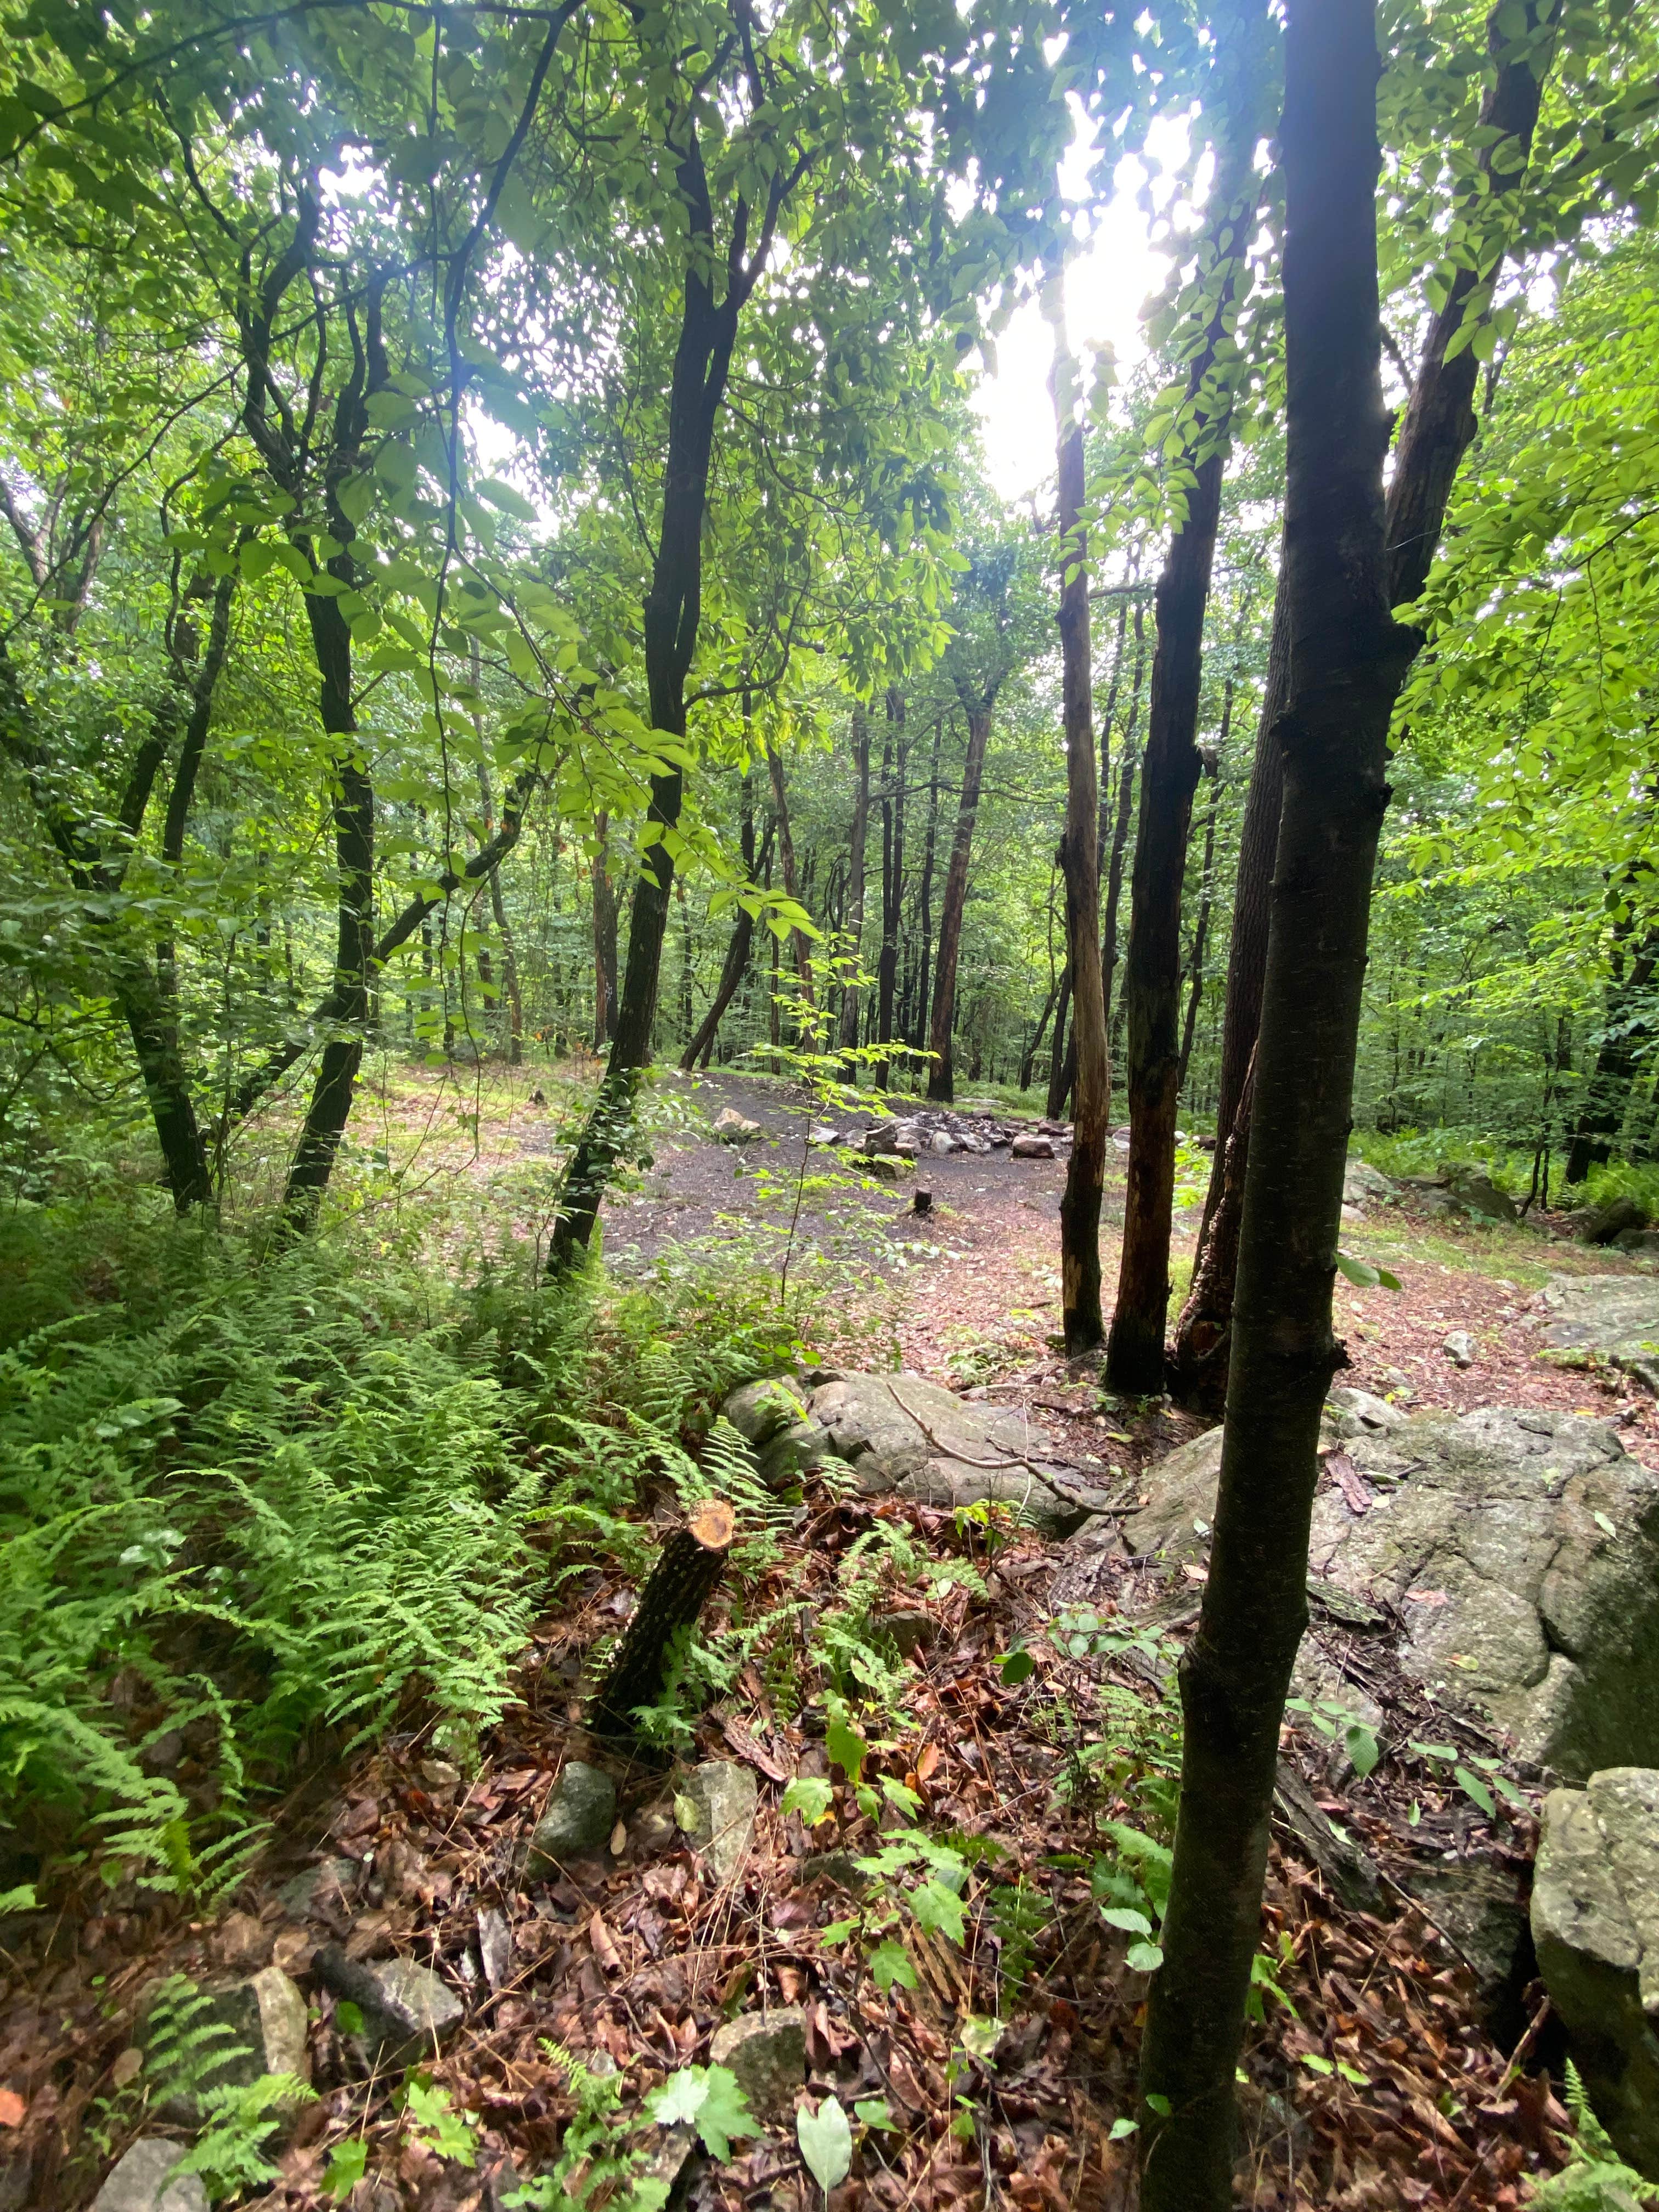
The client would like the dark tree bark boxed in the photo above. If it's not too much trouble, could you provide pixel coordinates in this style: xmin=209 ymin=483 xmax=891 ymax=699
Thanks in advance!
xmin=588 ymin=1498 xmax=736 ymax=1743
xmin=1021 ymin=967 xmax=1062 ymax=1095
xmin=874 ymin=693 xmax=907 ymax=1088
xmin=1172 ymin=0 xmax=1561 ymax=1403
xmin=591 ymin=811 xmax=619 ymax=1048
xmin=552 ymin=119 xmax=794 ymax=1266
xmin=927 ymin=693 xmax=996 ymax=1103
xmin=1179 ymin=690 xmax=1231 ymax=1090
xmin=1049 ymin=309 xmax=1109 ymax=1353
xmin=1136 ymin=3 xmax=1412 ymax=2198
xmin=1107 ymin=21 xmax=1265 ymax=1395
xmin=1045 ymin=966 xmax=1074 ymax=1119
xmin=1101 ymin=601 xmax=1146 ymax=1047
xmin=682 ymin=778 xmax=766 ymax=1069
xmin=837 ymin=704 xmax=871 ymax=1061
xmin=764 ymin=737 xmax=815 ymax=1011
xmin=910 ymin=713 xmax=944 ymax=1064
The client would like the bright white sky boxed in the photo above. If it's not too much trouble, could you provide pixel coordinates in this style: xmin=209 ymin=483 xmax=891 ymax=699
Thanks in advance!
xmin=974 ymin=113 xmax=1194 ymax=501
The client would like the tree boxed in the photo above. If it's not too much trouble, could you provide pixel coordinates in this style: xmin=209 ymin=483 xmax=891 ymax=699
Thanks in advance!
xmin=1137 ymin=2 xmax=1413 ymax=2197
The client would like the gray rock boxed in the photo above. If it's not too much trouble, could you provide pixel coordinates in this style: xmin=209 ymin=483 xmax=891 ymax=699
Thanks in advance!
xmin=1442 ymin=1331 xmax=1477 ymax=1368
xmin=891 ymin=1124 xmax=923 ymax=1156
xmin=1542 ymin=1276 xmax=1659 ymax=1393
xmin=1326 ymin=1386 xmax=1407 ymax=1436
xmin=1396 ymin=1857 xmax=1531 ymax=2036
xmin=873 ymin=1608 xmax=938 ymax=1657
xmin=805 ymin=1372 xmax=1086 ymax=1536
xmin=808 ymin=1125 xmax=841 ymax=1147
xmin=1615 ymin=1229 xmax=1659 ymax=1260
xmin=712 ymin=1108 xmax=763 ymax=1144
xmin=1443 ymin=1165 xmax=1520 ymax=1222
xmin=722 ymin=1375 xmax=809 ymax=1448
xmin=1532 ymin=1769 xmax=1659 ymax=2178
xmin=754 ymin=1419 xmax=830 ymax=1491
xmin=929 ymin=1130 xmax=958 ymax=1155
xmin=279 ymin=1857 xmax=359 ymax=1921
xmin=682 ymin=1759 xmax=757 ymax=1884
xmin=1119 ymin=1405 xmax=1659 ymax=1780
xmin=91 ymin=2141 xmax=207 ymax=2212
xmin=861 ymin=1120 xmax=899 ymax=1158
xmin=526 ymin=1760 xmax=617 ymax=1874
xmin=708 ymin=2006 xmax=806 ymax=2117
xmin=1573 ymin=1195 xmax=1649 ymax=1247
xmin=140 ymin=1967 xmax=309 ymax=2120
xmin=1010 ymin=1132 xmax=1054 ymax=1160
xmin=315 ymin=1946 xmax=464 ymax=2066
xmin=1342 ymin=1157 xmax=1398 ymax=1208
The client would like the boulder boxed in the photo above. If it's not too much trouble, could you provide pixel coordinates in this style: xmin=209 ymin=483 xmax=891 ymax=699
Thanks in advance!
xmin=1417 ymin=1165 xmax=1518 ymax=1222
xmin=708 ymin=2006 xmax=807 ymax=2117
xmin=91 ymin=2141 xmax=206 ymax=2212
xmin=1010 ymin=1133 xmax=1054 ymax=1160
xmin=1532 ymin=1769 xmax=1659 ymax=2178
xmin=1342 ymin=1156 xmax=1398 ymax=1208
xmin=1118 ymin=1403 xmax=1659 ymax=1779
xmin=1442 ymin=1330 xmax=1476 ymax=1368
xmin=680 ymin=1759 xmax=757 ymax=1885
xmin=1573 ymin=1194 xmax=1649 ymax=1248
xmin=526 ymin=1760 xmax=617 ymax=1874
xmin=712 ymin=1108 xmax=763 ymax=1144
xmin=861 ymin=1121 xmax=899 ymax=1158
xmin=929 ymin=1130 xmax=958 ymax=1155
xmin=721 ymin=1376 xmax=809 ymax=1448
xmin=872 ymin=1607 xmax=938 ymax=1657
xmin=140 ymin=1967 xmax=308 ymax=2120
xmin=313 ymin=1946 xmax=464 ymax=2066
xmin=804 ymin=1371 xmax=1103 ymax=1536
xmin=753 ymin=1417 xmax=830 ymax=1491
xmin=1541 ymin=1276 xmax=1659 ymax=1393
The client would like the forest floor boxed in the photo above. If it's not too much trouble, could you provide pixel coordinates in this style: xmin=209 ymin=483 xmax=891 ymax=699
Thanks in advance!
xmin=14 ymin=1055 xmax=1653 ymax=2211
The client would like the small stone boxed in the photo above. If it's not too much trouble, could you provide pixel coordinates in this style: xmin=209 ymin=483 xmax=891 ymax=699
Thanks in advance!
xmin=1011 ymin=1133 xmax=1054 ymax=1160
xmin=1442 ymin=1331 xmax=1476 ymax=1368
xmin=633 ymin=1803 xmax=678 ymax=1855
xmin=315 ymin=1946 xmax=464 ymax=2066
xmin=141 ymin=1966 xmax=309 ymax=2117
xmin=929 ymin=1130 xmax=957 ymax=1155
xmin=861 ymin=1120 xmax=899 ymax=1157
xmin=891 ymin=1124 xmax=923 ymax=1156
xmin=526 ymin=1761 xmax=617 ymax=1874
xmin=419 ymin=1758 xmax=461 ymax=1791
xmin=279 ymin=1858 xmax=359 ymax=1922
xmin=708 ymin=2006 xmax=807 ymax=2117
xmin=866 ymin=1154 xmax=907 ymax=1182
xmin=212 ymin=1909 xmax=269 ymax=1971
xmin=713 ymin=1108 xmax=764 ymax=1144
xmin=682 ymin=1759 xmax=757 ymax=1885
xmin=873 ymin=1608 xmax=938 ymax=1657
xmin=91 ymin=2140 xmax=207 ymax=2212
xmin=808 ymin=1125 xmax=840 ymax=1147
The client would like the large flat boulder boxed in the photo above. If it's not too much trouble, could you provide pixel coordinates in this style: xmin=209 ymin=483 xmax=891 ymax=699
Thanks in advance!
xmin=1119 ymin=1401 xmax=1659 ymax=1780
xmin=1542 ymin=1274 xmax=1659 ymax=1392
xmin=724 ymin=1372 xmax=1107 ymax=1536
xmin=1532 ymin=1769 xmax=1659 ymax=2177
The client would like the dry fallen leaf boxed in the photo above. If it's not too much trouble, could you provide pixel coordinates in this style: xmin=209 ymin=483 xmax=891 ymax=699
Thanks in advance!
xmin=0 ymin=2089 xmax=27 ymax=2128
xmin=589 ymin=1911 xmax=623 ymax=1976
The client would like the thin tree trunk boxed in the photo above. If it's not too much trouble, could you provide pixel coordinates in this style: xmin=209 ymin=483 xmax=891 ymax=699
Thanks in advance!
xmin=682 ymin=777 xmax=764 ymax=1070
xmin=476 ymin=760 xmax=523 ymax=1064
xmin=1102 ymin=602 xmax=1146 ymax=1047
xmin=1022 ymin=972 xmax=1061 ymax=1095
xmin=1045 ymin=967 xmax=1074 ymax=1119
xmin=764 ymin=737 xmax=815 ymax=1012
xmin=591 ymin=811 xmax=618 ymax=1049
xmin=874 ymin=695 xmax=907 ymax=1088
xmin=1107 ymin=27 xmax=1264 ymax=1395
xmin=1179 ymin=691 xmax=1230 ymax=1090
xmin=838 ymin=704 xmax=871 ymax=1062
xmin=1172 ymin=0 xmax=1561 ymax=1403
xmin=927 ymin=698 xmax=995 ymax=1103
xmin=1137 ymin=3 xmax=1412 ymax=2197
xmin=1048 ymin=297 xmax=1109 ymax=1352
xmin=910 ymin=714 xmax=944 ymax=1063
xmin=1566 ymin=927 xmax=1659 ymax=1183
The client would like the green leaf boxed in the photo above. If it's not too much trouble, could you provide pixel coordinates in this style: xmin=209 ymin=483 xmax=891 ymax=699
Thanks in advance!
xmin=324 ymin=2140 xmax=368 ymax=2199
xmin=406 ymin=2080 xmax=477 ymax=2164
xmin=910 ymin=1876 xmax=967 ymax=1946
xmin=826 ymin=1711 xmax=867 ymax=1787
xmin=335 ymin=2000 xmax=365 ymax=2037
xmin=855 ymin=2097 xmax=898 ymax=2133
xmin=1454 ymin=1766 xmax=1497 ymax=1817
xmin=868 ymin=1938 xmax=917 ymax=1991
xmin=1126 ymin=1941 xmax=1165 ymax=1973
xmin=781 ymin=1776 xmax=835 ymax=1826
xmin=1335 ymin=1250 xmax=1381 ymax=1288
xmin=475 ymin=475 xmax=538 ymax=522
xmin=819 ymin=1919 xmax=858 ymax=1946
xmin=1343 ymin=1723 xmax=1380 ymax=1778
xmin=1108 ymin=2116 xmax=1138 ymax=2141
xmin=1000 ymin=1646 xmax=1035 ymax=1686
xmin=797 ymin=2095 xmax=853 ymax=2196
xmin=1145 ymin=2092 xmax=1171 ymax=2117
xmin=1100 ymin=1906 xmax=1153 ymax=1936
xmin=645 ymin=2066 xmax=758 ymax=2161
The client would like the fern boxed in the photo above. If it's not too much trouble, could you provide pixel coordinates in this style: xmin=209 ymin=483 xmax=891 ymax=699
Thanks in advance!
xmin=1526 ymin=2063 xmax=1659 ymax=2209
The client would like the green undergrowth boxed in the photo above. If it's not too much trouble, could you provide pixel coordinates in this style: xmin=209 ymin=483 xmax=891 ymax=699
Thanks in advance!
xmin=0 ymin=1192 xmax=806 ymax=1908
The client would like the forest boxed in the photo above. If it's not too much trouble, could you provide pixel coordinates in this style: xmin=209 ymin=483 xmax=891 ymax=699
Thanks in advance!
xmin=3 ymin=0 xmax=1659 ymax=2205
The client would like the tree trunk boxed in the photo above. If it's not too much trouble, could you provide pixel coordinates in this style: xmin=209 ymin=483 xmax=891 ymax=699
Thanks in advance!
xmin=476 ymin=756 xmax=524 ymax=1064
xmin=1172 ymin=0 xmax=1561 ymax=1404
xmin=1136 ymin=3 xmax=1411 ymax=2198
xmin=682 ymin=777 xmax=764 ymax=1070
xmin=552 ymin=135 xmax=753 ymax=1267
xmin=1048 ymin=301 xmax=1109 ymax=1353
xmin=1022 ymin=969 xmax=1061 ymax=1095
xmin=281 ymin=589 xmax=373 ymax=1229
xmin=764 ymin=738 xmax=815 ymax=1012
xmin=1102 ymin=602 xmax=1145 ymax=1043
xmin=874 ymin=695 xmax=907 ymax=1088
xmin=927 ymin=700 xmax=994 ymax=1103
xmin=910 ymin=714 xmax=944 ymax=1065
xmin=1179 ymin=693 xmax=1229 ymax=1090
xmin=1045 ymin=968 xmax=1074 ymax=1119
xmin=588 ymin=1498 xmax=736 ymax=1743
xmin=1106 ymin=33 xmax=1263 ymax=1395
xmin=838 ymin=704 xmax=871 ymax=1061
xmin=591 ymin=811 xmax=619 ymax=1049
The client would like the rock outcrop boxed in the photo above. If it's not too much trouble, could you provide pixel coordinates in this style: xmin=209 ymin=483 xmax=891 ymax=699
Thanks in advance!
xmin=1119 ymin=1399 xmax=1659 ymax=1780
xmin=1541 ymin=1274 xmax=1659 ymax=1393
xmin=1532 ymin=1768 xmax=1659 ymax=2178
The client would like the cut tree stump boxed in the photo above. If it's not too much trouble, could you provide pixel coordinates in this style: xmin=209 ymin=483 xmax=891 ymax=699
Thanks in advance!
xmin=588 ymin=1498 xmax=735 ymax=1743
